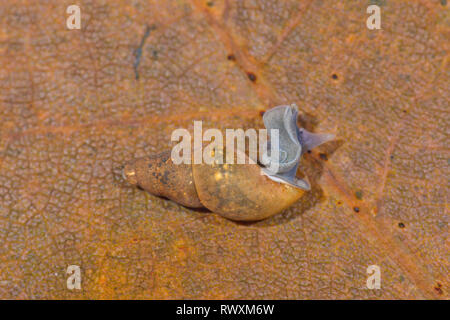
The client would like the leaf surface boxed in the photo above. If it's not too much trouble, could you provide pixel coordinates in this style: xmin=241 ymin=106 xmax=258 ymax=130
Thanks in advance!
xmin=0 ymin=0 xmax=448 ymax=299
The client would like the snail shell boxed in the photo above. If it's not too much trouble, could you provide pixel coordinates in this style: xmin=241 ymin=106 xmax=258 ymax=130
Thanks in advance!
xmin=123 ymin=148 xmax=305 ymax=221
xmin=123 ymin=150 xmax=203 ymax=208
xmin=123 ymin=104 xmax=334 ymax=221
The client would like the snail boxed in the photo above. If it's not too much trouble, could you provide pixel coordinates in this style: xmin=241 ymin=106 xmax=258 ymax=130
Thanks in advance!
xmin=123 ymin=104 xmax=334 ymax=221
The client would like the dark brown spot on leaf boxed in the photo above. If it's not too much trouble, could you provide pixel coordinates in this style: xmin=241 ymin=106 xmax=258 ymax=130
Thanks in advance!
xmin=434 ymin=283 xmax=443 ymax=295
xmin=247 ymin=72 xmax=257 ymax=82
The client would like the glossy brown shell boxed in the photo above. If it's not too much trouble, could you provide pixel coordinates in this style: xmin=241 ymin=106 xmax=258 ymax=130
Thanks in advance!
xmin=123 ymin=150 xmax=203 ymax=208
xmin=192 ymin=160 xmax=304 ymax=221
xmin=123 ymin=149 xmax=305 ymax=221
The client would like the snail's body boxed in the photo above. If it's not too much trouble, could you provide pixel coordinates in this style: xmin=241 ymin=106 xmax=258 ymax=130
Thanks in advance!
xmin=123 ymin=104 xmax=334 ymax=221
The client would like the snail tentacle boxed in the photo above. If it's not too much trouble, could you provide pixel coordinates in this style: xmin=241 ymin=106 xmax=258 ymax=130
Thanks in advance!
xmin=298 ymin=128 xmax=335 ymax=153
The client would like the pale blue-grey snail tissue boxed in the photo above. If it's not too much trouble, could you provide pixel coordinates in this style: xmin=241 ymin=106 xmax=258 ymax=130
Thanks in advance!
xmin=261 ymin=104 xmax=335 ymax=191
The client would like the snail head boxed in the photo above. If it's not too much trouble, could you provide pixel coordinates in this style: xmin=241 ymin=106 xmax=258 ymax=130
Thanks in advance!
xmin=260 ymin=104 xmax=335 ymax=191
